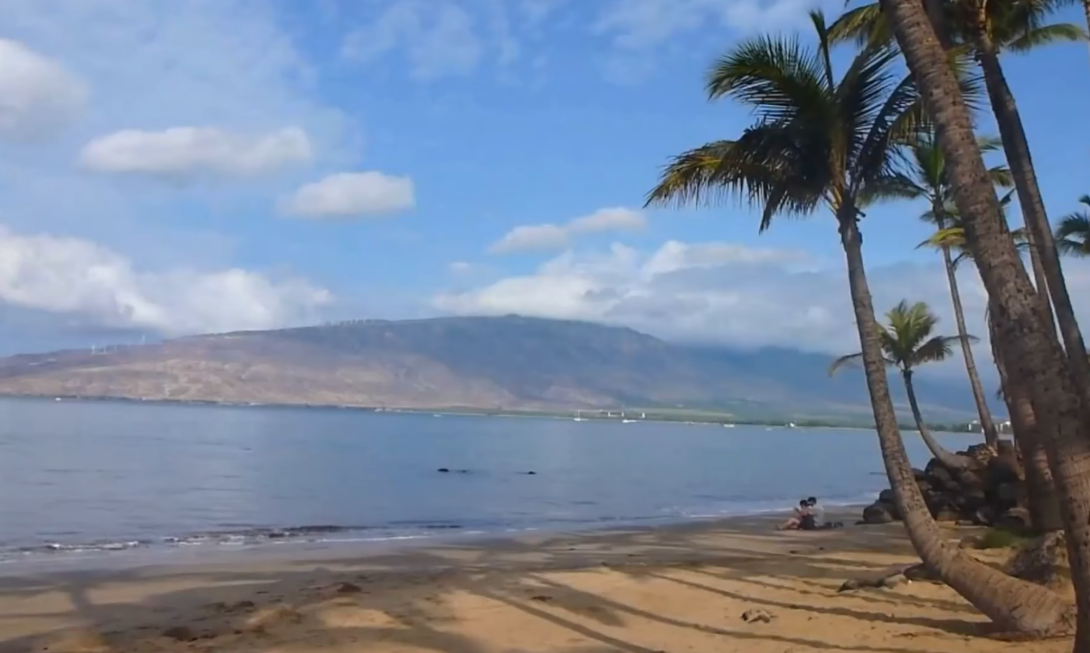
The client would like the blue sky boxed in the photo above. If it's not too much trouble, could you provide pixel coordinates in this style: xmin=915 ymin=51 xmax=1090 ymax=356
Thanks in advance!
xmin=0 ymin=0 xmax=1088 ymax=362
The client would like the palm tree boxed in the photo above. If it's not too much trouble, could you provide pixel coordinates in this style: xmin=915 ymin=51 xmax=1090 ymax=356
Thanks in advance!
xmin=1055 ymin=195 xmax=1090 ymax=256
xmin=904 ymin=130 xmax=1009 ymax=448
xmin=832 ymin=0 xmax=1090 ymax=421
xmin=879 ymin=0 xmax=1088 ymax=638
xmin=645 ymin=9 xmax=1074 ymax=634
xmin=922 ymin=219 xmax=1063 ymax=533
xmin=829 ymin=301 xmax=976 ymax=469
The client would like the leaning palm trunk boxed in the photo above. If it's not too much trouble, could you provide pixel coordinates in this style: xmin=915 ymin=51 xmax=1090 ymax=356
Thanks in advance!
xmin=839 ymin=213 xmax=1073 ymax=633
xmin=940 ymin=242 xmax=998 ymax=447
xmin=882 ymin=0 xmax=1090 ymax=640
xmin=901 ymin=368 xmax=974 ymax=470
xmin=972 ymin=15 xmax=1090 ymax=408
xmin=989 ymin=309 xmax=1063 ymax=533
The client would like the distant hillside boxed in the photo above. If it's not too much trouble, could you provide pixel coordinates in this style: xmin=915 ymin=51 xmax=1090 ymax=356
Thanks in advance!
xmin=0 ymin=315 xmax=984 ymax=421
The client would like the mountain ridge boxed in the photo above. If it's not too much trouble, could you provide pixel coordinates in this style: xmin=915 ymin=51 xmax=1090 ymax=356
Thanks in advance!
xmin=0 ymin=315 xmax=987 ymax=422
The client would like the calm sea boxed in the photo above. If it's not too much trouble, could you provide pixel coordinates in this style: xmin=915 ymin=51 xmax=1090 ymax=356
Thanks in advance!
xmin=0 ymin=397 xmax=977 ymax=565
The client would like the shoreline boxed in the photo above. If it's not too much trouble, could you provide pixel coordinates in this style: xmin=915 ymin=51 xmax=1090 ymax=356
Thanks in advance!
xmin=0 ymin=509 xmax=1052 ymax=653
xmin=0 ymin=502 xmax=884 ymax=575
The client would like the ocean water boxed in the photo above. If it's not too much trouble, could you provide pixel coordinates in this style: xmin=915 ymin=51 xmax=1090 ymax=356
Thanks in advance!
xmin=0 ymin=397 xmax=979 ymax=565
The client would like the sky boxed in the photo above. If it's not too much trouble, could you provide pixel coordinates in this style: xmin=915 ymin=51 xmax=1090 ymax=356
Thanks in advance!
xmin=0 ymin=0 xmax=1088 ymax=372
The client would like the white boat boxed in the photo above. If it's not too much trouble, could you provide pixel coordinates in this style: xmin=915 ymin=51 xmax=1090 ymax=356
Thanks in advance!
xmin=723 ymin=423 xmax=736 ymax=428
xmin=573 ymin=410 xmax=585 ymax=422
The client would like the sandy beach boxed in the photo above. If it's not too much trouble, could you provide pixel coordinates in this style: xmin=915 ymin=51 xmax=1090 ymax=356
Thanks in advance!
xmin=0 ymin=512 xmax=1068 ymax=653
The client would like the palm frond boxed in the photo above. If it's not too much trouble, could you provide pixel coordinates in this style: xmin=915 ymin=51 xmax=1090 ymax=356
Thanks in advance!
xmin=828 ymin=352 xmax=864 ymax=376
xmin=827 ymin=3 xmax=888 ymax=47
xmin=912 ymin=334 xmax=978 ymax=365
xmin=705 ymin=34 xmax=830 ymax=124
xmin=1055 ymin=209 xmax=1090 ymax=256
xmin=1005 ymin=22 xmax=1088 ymax=52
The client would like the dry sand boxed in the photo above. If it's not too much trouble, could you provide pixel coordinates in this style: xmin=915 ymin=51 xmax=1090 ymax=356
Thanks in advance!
xmin=0 ymin=513 xmax=1070 ymax=653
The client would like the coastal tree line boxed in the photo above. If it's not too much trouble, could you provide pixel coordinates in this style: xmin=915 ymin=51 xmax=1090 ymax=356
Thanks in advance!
xmin=644 ymin=0 xmax=1090 ymax=648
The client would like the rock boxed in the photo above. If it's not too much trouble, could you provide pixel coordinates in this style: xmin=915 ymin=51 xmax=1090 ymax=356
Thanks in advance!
xmin=161 ymin=626 xmax=197 ymax=642
xmin=932 ymin=506 xmax=960 ymax=522
xmin=995 ymin=482 xmax=1024 ymax=506
xmin=988 ymin=454 xmax=1023 ymax=486
xmin=912 ymin=467 xmax=928 ymax=481
xmin=878 ymin=489 xmax=895 ymax=504
xmin=974 ymin=505 xmax=997 ymax=526
xmin=957 ymin=470 xmax=987 ymax=490
xmin=741 ymin=609 xmax=774 ymax=623
xmin=861 ymin=502 xmax=895 ymax=524
xmin=333 ymin=581 xmax=363 ymax=594
xmin=995 ymin=507 xmax=1031 ymax=530
xmin=437 ymin=468 xmax=450 ymax=473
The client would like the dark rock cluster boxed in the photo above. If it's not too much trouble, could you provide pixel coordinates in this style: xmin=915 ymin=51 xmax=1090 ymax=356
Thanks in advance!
xmin=861 ymin=441 xmax=1030 ymax=528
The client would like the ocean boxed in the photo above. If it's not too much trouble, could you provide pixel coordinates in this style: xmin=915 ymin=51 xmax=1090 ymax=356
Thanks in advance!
xmin=0 ymin=397 xmax=977 ymax=566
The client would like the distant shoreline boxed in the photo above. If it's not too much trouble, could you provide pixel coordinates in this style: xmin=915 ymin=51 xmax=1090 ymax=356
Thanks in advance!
xmin=0 ymin=392 xmax=983 ymax=433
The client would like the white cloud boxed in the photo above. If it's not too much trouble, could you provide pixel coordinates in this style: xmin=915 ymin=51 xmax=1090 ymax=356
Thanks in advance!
xmin=594 ymin=0 xmax=816 ymax=49
xmin=0 ymin=225 xmax=332 ymax=336
xmin=343 ymin=0 xmax=484 ymax=80
xmin=79 ymin=126 xmax=313 ymax=180
xmin=491 ymin=207 xmax=647 ymax=253
xmin=0 ymin=38 xmax=88 ymax=142
xmin=281 ymin=172 xmax=416 ymax=219
xmin=449 ymin=261 xmax=473 ymax=273
xmin=436 ymin=239 xmax=1090 ymax=358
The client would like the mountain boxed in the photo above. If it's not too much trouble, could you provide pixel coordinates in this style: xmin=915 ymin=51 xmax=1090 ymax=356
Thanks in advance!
xmin=0 ymin=315 xmax=985 ymax=422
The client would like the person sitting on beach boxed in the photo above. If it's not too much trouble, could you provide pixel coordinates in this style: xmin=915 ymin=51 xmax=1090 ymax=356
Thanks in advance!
xmin=807 ymin=497 xmax=825 ymax=528
xmin=777 ymin=499 xmax=811 ymax=530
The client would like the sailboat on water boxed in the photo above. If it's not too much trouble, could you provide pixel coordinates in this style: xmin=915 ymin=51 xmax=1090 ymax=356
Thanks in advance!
xmin=573 ymin=410 xmax=586 ymax=422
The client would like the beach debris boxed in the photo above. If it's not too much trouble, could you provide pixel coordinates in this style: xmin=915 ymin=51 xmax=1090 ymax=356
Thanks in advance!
xmin=241 ymin=605 xmax=304 ymax=634
xmin=207 ymin=599 xmax=256 ymax=613
xmin=160 ymin=625 xmax=198 ymax=642
xmin=741 ymin=608 xmax=774 ymax=623
xmin=333 ymin=581 xmax=364 ymax=594
xmin=838 ymin=569 xmax=911 ymax=593
xmin=530 ymin=594 xmax=553 ymax=602
xmin=902 ymin=563 xmax=941 ymax=583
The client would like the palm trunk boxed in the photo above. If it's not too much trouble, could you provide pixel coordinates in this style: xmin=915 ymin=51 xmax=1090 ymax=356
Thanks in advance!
xmin=902 ymin=367 xmax=975 ymax=470
xmin=990 ymin=310 xmax=1063 ymax=533
xmin=839 ymin=212 xmax=1072 ymax=634
xmin=973 ymin=24 xmax=1090 ymax=410
xmin=940 ymin=242 xmax=998 ymax=447
xmin=883 ymin=0 xmax=1088 ymax=640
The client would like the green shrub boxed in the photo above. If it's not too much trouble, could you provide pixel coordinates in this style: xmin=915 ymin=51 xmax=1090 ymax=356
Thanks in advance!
xmin=975 ymin=527 xmax=1032 ymax=550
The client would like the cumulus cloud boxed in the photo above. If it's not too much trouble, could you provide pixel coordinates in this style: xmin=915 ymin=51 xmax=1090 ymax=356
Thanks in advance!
xmin=0 ymin=225 xmax=332 ymax=336
xmin=281 ymin=172 xmax=416 ymax=219
xmin=79 ymin=127 xmax=313 ymax=180
xmin=343 ymin=0 xmax=484 ymax=80
xmin=436 ymin=239 xmax=1090 ymax=358
xmin=490 ymin=207 xmax=647 ymax=253
xmin=0 ymin=38 xmax=88 ymax=142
